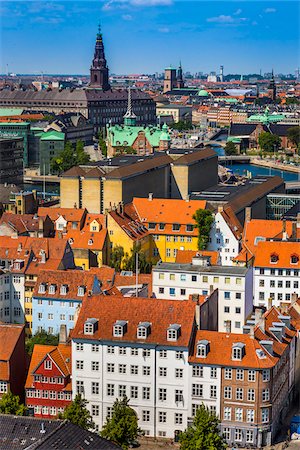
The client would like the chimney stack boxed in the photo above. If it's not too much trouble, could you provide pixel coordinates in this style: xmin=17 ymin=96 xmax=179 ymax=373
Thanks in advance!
xmin=291 ymin=222 xmax=297 ymax=240
xmin=225 ymin=320 xmax=231 ymax=333
xmin=59 ymin=324 xmax=67 ymax=344
xmin=282 ymin=219 xmax=288 ymax=241
xmin=148 ymin=193 xmax=153 ymax=201
xmin=297 ymin=213 xmax=300 ymax=229
xmin=245 ymin=207 xmax=251 ymax=223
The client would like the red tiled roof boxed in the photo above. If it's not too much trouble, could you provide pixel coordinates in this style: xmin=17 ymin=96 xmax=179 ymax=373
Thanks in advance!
xmin=175 ymin=250 xmax=219 ymax=265
xmin=254 ymin=241 xmax=300 ymax=269
xmin=38 ymin=207 xmax=86 ymax=223
xmin=109 ymin=204 xmax=149 ymax=242
xmin=0 ymin=323 xmax=24 ymax=381
xmin=65 ymin=229 xmax=107 ymax=251
xmin=72 ymin=295 xmax=196 ymax=347
xmin=0 ymin=213 xmax=41 ymax=234
xmin=89 ymin=266 xmax=116 ymax=291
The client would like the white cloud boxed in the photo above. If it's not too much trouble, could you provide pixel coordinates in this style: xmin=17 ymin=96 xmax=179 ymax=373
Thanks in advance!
xmin=122 ymin=13 xmax=133 ymax=20
xmin=102 ymin=0 xmax=172 ymax=10
xmin=264 ymin=8 xmax=276 ymax=13
xmin=31 ymin=16 xmax=64 ymax=24
xmin=131 ymin=0 xmax=172 ymax=5
xmin=158 ymin=26 xmax=170 ymax=33
xmin=207 ymin=14 xmax=247 ymax=24
xmin=234 ymin=8 xmax=242 ymax=15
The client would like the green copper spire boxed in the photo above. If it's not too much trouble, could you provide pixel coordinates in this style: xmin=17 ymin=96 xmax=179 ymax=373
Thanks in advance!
xmin=124 ymin=87 xmax=137 ymax=126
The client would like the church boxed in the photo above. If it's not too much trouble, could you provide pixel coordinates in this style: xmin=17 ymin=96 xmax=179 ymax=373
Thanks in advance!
xmin=0 ymin=27 xmax=156 ymax=133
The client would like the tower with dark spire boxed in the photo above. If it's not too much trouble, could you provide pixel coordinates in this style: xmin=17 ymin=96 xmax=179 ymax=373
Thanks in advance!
xmin=123 ymin=87 xmax=137 ymax=126
xmin=268 ymin=69 xmax=276 ymax=102
xmin=177 ymin=62 xmax=184 ymax=88
xmin=89 ymin=24 xmax=110 ymax=90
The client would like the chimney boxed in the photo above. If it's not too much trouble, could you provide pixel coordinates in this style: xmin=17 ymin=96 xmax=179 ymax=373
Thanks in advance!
xmin=254 ymin=307 xmax=264 ymax=324
xmin=185 ymin=194 xmax=190 ymax=202
xmin=59 ymin=324 xmax=67 ymax=344
xmin=268 ymin=297 xmax=273 ymax=310
xmin=40 ymin=250 xmax=46 ymax=264
xmin=40 ymin=423 xmax=46 ymax=434
xmin=282 ymin=219 xmax=288 ymax=241
xmin=297 ymin=213 xmax=300 ymax=229
xmin=217 ymin=206 xmax=224 ymax=213
xmin=245 ymin=207 xmax=251 ymax=223
xmin=195 ymin=303 xmax=200 ymax=330
xmin=260 ymin=340 xmax=274 ymax=355
xmin=17 ymin=243 xmax=22 ymax=252
xmin=148 ymin=192 xmax=153 ymax=201
xmin=225 ymin=320 xmax=231 ymax=333
xmin=278 ymin=314 xmax=292 ymax=330
xmin=292 ymin=292 xmax=299 ymax=304
xmin=291 ymin=222 xmax=297 ymax=240
xmin=269 ymin=325 xmax=285 ymax=342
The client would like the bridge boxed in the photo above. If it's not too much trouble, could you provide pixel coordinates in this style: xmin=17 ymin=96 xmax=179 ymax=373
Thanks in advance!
xmin=218 ymin=155 xmax=251 ymax=164
xmin=24 ymin=174 xmax=60 ymax=184
xmin=286 ymin=181 xmax=300 ymax=192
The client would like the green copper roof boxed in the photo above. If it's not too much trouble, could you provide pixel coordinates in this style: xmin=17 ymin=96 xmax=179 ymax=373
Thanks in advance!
xmin=247 ymin=107 xmax=285 ymax=124
xmin=0 ymin=108 xmax=24 ymax=116
xmin=40 ymin=130 xmax=65 ymax=141
xmin=215 ymin=97 xmax=238 ymax=103
xmin=197 ymin=89 xmax=209 ymax=96
xmin=227 ymin=137 xmax=242 ymax=143
xmin=0 ymin=121 xmax=30 ymax=126
xmin=107 ymin=124 xmax=169 ymax=147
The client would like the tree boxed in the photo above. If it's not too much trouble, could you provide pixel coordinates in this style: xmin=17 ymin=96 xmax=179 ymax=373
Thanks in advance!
xmin=123 ymin=243 xmax=152 ymax=274
xmin=26 ymin=329 xmax=59 ymax=356
xmin=110 ymin=245 xmax=125 ymax=272
xmin=224 ymin=141 xmax=237 ymax=156
xmin=287 ymin=126 xmax=300 ymax=147
xmin=101 ymin=397 xmax=143 ymax=450
xmin=61 ymin=394 xmax=94 ymax=430
xmin=98 ymin=131 xmax=108 ymax=158
xmin=50 ymin=140 xmax=90 ymax=174
xmin=193 ymin=209 xmax=214 ymax=250
xmin=179 ymin=404 xmax=226 ymax=450
xmin=286 ymin=97 xmax=299 ymax=105
xmin=169 ymin=120 xmax=193 ymax=131
xmin=0 ymin=392 xmax=26 ymax=416
xmin=258 ymin=132 xmax=281 ymax=153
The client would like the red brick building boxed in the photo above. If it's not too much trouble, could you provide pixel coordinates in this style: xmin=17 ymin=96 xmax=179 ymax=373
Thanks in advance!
xmin=0 ymin=323 xmax=26 ymax=400
xmin=25 ymin=342 xmax=72 ymax=418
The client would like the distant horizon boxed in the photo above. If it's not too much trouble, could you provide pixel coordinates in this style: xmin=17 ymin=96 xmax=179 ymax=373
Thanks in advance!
xmin=1 ymin=1 xmax=299 ymax=74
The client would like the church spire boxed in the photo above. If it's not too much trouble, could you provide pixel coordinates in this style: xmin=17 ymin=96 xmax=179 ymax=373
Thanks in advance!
xmin=124 ymin=87 xmax=137 ymax=126
xmin=89 ymin=24 xmax=110 ymax=90
xmin=177 ymin=61 xmax=184 ymax=88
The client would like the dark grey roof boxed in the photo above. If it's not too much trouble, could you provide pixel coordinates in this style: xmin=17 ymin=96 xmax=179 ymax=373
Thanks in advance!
xmin=153 ymin=261 xmax=248 ymax=275
xmin=230 ymin=122 xmax=295 ymax=137
xmin=282 ymin=201 xmax=300 ymax=220
xmin=0 ymin=415 xmax=121 ymax=450
xmin=0 ymin=183 xmax=19 ymax=203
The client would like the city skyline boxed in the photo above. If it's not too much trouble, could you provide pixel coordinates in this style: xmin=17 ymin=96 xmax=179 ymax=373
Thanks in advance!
xmin=1 ymin=0 xmax=299 ymax=75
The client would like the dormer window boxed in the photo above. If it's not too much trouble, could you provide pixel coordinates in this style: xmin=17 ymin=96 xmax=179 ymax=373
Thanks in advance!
xmin=48 ymin=284 xmax=56 ymax=294
xmin=270 ymin=253 xmax=278 ymax=264
xmin=44 ymin=359 xmax=52 ymax=370
xmin=137 ymin=322 xmax=151 ymax=339
xmin=88 ymin=239 xmax=93 ymax=245
xmin=172 ymin=223 xmax=180 ymax=232
xmin=113 ymin=320 xmax=127 ymax=337
xmin=38 ymin=283 xmax=46 ymax=294
xmin=232 ymin=343 xmax=245 ymax=360
xmin=186 ymin=224 xmax=193 ymax=232
xmin=60 ymin=284 xmax=68 ymax=295
xmin=84 ymin=318 xmax=98 ymax=335
xmin=77 ymin=286 xmax=85 ymax=297
xmin=148 ymin=223 xmax=156 ymax=230
xmin=291 ymin=254 xmax=299 ymax=265
xmin=167 ymin=324 xmax=181 ymax=341
xmin=68 ymin=238 xmax=74 ymax=245
xmin=196 ymin=340 xmax=210 ymax=358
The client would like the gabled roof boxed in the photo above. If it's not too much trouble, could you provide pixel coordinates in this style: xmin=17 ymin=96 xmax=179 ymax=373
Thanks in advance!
xmin=0 ymin=323 xmax=24 ymax=381
xmin=38 ymin=207 xmax=86 ymax=223
xmin=220 ymin=206 xmax=243 ymax=239
xmin=172 ymin=148 xmax=217 ymax=165
xmin=109 ymin=203 xmax=149 ymax=241
xmin=254 ymin=240 xmax=300 ymax=269
xmin=0 ymin=212 xmax=41 ymax=234
xmin=105 ymin=154 xmax=172 ymax=180
xmin=175 ymin=249 xmax=219 ymax=265
xmin=72 ymin=295 xmax=196 ymax=347
xmin=66 ymin=228 xmax=107 ymax=250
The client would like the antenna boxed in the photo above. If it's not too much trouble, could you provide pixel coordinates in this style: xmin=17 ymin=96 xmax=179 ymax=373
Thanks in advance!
xmin=135 ymin=250 xmax=138 ymax=297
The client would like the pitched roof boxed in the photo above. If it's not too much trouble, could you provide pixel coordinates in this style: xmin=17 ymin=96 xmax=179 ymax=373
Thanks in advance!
xmin=109 ymin=203 xmax=149 ymax=242
xmin=254 ymin=240 xmax=300 ymax=269
xmin=105 ymin=154 xmax=172 ymax=180
xmin=72 ymin=295 xmax=196 ymax=347
xmin=175 ymin=249 xmax=219 ymax=265
xmin=0 ymin=212 xmax=41 ymax=234
xmin=66 ymin=229 xmax=107 ymax=251
xmin=0 ymin=323 xmax=24 ymax=381
xmin=220 ymin=206 xmax=243 ymax=239
xmin=26 ymin=343 xmax=71 ymax=389
xmin=172 ymin=148 xmax=217 ymax=165
xmin=132 ymin=197 xmax=206 ymax=225
xmin=37 ymin=207 xmax=86 ymax=223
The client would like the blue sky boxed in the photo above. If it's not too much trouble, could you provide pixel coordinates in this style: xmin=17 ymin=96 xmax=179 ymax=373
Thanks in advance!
xmin=1 ymin=1 xmax=299 ymax=75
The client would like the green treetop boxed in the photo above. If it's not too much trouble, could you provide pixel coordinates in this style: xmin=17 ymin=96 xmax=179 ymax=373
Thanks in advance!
xmin=179 ymin=404 xmax=226 ymax=450
xmin=224 ymin=141 xmax=237 ymax=156
xmin=193 ymin=209 xmax=214 ymax=250
xmin=101 ymin=397 xmax=143 ymax=449
xmin=60 ymin=394 xmax=95 ymax=430
xmin=50 ymin=140 xmax=90 ymax=174
xmin=25 ymin=329 xmax=59 ymax=356
xmin=0 ymin=392 xmax=26 ymax=416
xmin=258 ymin=132 xmax=281 ymax=153
xmin=287 ymin=126 xmax=300 ymax=147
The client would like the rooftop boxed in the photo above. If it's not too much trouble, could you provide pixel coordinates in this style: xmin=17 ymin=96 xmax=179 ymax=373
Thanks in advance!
xmin=153 ymin=261 xmax=249 ymax=275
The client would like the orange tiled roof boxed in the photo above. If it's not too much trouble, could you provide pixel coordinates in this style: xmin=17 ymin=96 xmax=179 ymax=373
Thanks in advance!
xmin=0 ymin=213 xmax=41 ymax=234
xmin=88 ymin=266 xmax=116 ymax=291
xmin=0 ymin=323 xmax=24 ymax=366
xmin=109 ymin=204 xmax=149 ymax=242
xmin=83 ymin=213 xmax=105 ymax=230
xmin=132 ymin=197 xmax=206 ymax=226
xmin=72 ymin=295 xmax=196 ymax=347
xmin=114 ymin=273 xmax=152 ymax=297
xmin=220 ymin=206 xmax=243 ymax=240
xmin=38 ymin=207 xmax=86 ymax=223
xmin=0 ymin=362 xmax=9 ymax=381
xmin=25 ymin=343 xmax=71 ymax=389
xmin=254 ymin=240 xmax=300 ymax=269
xmin=175 ymin=250 xmax=219 ymax=265
xmin=65 ymin=229 xmax=107 ymax=251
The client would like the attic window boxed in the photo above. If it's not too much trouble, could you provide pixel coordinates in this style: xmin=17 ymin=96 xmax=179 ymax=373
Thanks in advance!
xmin=68 ymin=238 xmax=74 ymax=244
xmin=113 ymin=320 xmax=127 ymax=337
xmin=148 ymin=223 xmax=156 ymax=230
xmin=196 ymin=340 xmax=209 ymax=358
xmin=291 ymin=254 xmax=299 ymax=265
xmin=38 ymin=283 xmax=46 ymax=294
xmin=48 ymin=284 xmax=56 ymax=294
xmin=77 ymin=286 xmax=85 ymax=297
xmin=167 ymin=324 xmax=181 ymax=341
xmin=88 ymin=239 xmax=93 ymax=245
xmin=84 ymin=318 xmax=98 ymax=335
xmin=186 ymin=224 xmax=193 ymax=232
xmin=137 ymin=322 xmax=151 ymax=339
xmin=232 ymin=343 xmax=245 ymax=361
xmin=60 ymin=284 xmax=68 ymax=295
xmin=270 ymin=253 xmax=278 ymax=264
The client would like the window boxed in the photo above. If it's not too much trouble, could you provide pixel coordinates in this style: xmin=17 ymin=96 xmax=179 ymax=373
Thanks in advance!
xmin=77 ymin=286 xmax=85 ymax=296
xmin=192 ymin=384 xmax=203 ymax=397
xmin=223 ymin=427 xmax=230 ymax=441
xmin=259 ymin=279 xmax=265 ymax=287
xmin=224 ymin=386 xmax=232 ymax=399
xmin=236 ymin=292 xmax=242 ymax=299
xmin=175 ymin=351 xmax=183 ymax=359
xmin=159 ymin=350 xmax=167 ymax=358
xmin=262 ymin=369 xmax=270 ymax=382
xmin=60 ymin=314 xmax=65 ymax=321
xmin=192 ymin=275 xmax=197 ymax=282
xmin=143 ymin=387 xmax=150 ymax=400
xmin=248 ymin=388 xmax=255 ymax=402
xmin=197 ymin=343 xmax=208 ymax=358
xmin=159 ymin=367 xmax=167 ymax=377
xmin=91 ymin=361 xmax=99 ymax=371
xmin=168 ymin=326 xmax=180 ymax=341
xmin=148 ymin=222 xmax=156 ymax=230
xmin=235 ymin=408 xmax=243 ymax=422
xmin=172 ymin=223 xmax=180 ymax=231
xmin=232 ymin=347 xmax=244 ymax=361
xmin=270 ymin=279 xmax=275 ymax=287
xmin=235 ymin=428 xmax=242 ymax=442
xmin=175 ymin=389 xmax=183 ymax=403
xmin=107 ymin=345 xmax=115 ymax=354
xmin=114 ymin=322 xmax=126 ymax=337
xmin=210 ymin=385 xmax=217 ymax=399
xmin=142 ymin=410 xmax=150 ymax=422
xmin=202 ymin=276 xmax=208 ymax=283
xmin=92 ymin=344 xmax=99 ymax=352
xmin=107 ymin=384 xmax=115 ymax=396
xmin=170 ymin=273 xmax=175 ymax=281
xmin=224 ymin=407 xmax=231 ymax=420
xmin=224 ymin=306 xmax=230 ymax=313
xmin=236 ymin=369 xmax=244 ymax=380
xmin=76 ymin=360 xmax=84 ymax=370
xmin=210 ymin=367 xmax=217 ymax=378
xmin=224 ymin=368 xmax=232 ymax=380
xmin=236 ymin=388 xmax=243 ymax=400
xmin=262 ymin=388 xmax=270 ymax=402
xmin=235 ymin=307 xmax=241 ymax=314
xmin=180 ymin=288 xmax=186 ymax=296
xmin=175 ymin=412 xmax=183 ymax=424
xmin=130 ymin=386 xmax=138 ymax=399
xmin=119 ymin=364 xmax=126 ymax=374
xmin=213 ymin=276 xmax=219 ymax=283
xmin=262 ymin=408 xmax=269 ymax=423
xmin=159 ymin=223 xmax=165 ymax=230
xmin=92 ymin=405 xmax=99 ymax=416
xmin=131 ymin=365 xmax=138 ymax=375
xmin=193 ymin=365 xmax=203 ymax=377
xmin=175 ymin=368 xmax=183 ymax=378
xmin=107 ymin=363 xmax=115 ymax=373
xmin=225 ymin=277 xmax=230 ymax=284
xmin=76 ymin=380 xmax=84 ymax=394
xmin=169 ymin=288 xmax=175 ymax=296
xmin=44 ymin=360 xmax=52 ymax=370
xmin=224 ymin=292 xmax=230 ymax=299
xmin=106 ymin=407 xmax=113 ymax=420
xmin=159 ymin=287 xmax=164 ymax=294
xmin=270 ymin=253 xmax=278 ymax=263
xmin=166 ymin=248 xmax=171 ymax=257
xmin=246 ymin=430 xmax=254 ymax=444
xmin=159 ymin=273 xmax=164 ymax=280
xmin=0 ymin=382 xmax=7 ymax=393
xmin=158 ymin=388 xmax=167 ymax=401
xmin=143 ymin=366 xmax=150 ymax=376
xmin=119 ymin=347 xmax=127 ymax=355
xmin=248 ymin=370 xmax=256 ymax=382
xmin=158 ymin=411 xmax=166 ymax=423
